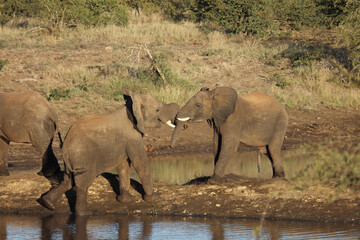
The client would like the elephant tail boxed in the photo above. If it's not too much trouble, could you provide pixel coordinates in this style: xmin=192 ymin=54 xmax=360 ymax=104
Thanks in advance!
xmin=61 ymin=148 xmax=87 ymax=175
xmin=63 ymin=159 xmax=87 ymax=175
xmin=57 ymin=129 xmax=63 ymax=149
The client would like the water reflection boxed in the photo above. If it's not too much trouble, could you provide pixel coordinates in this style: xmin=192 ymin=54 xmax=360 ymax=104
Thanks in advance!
xmin=0 ymin=214 xmax=359 ymax=240
xmin=142 ymin=151 xmax=309 ymax=184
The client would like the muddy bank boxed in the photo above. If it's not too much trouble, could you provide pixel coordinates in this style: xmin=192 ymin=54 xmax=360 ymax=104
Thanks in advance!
xmin=1 ymin=108 xmax=360 ymax=223
xmin=0 ymin=172 xmax=359 ymax=223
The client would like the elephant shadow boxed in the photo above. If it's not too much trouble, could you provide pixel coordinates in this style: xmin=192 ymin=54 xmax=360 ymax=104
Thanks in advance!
xmin=184 ymin=176 xmax=210 ymax=185
xmin=101 ymin=172 xmax=146 ymax=197
xmin=37 ymin=171 xmax=146 ymax=213
xmin=184 ymin=174 xmax=258 ymax=185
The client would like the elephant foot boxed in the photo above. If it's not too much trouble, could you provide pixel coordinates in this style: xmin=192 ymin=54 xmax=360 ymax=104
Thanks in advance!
xmin=272 ymin=172 xmax=285 ymax=178
xmin=143 ymin=192 xmax=160 ymax=202
xmin=116 ymin=192 xmax=134 ymax=203
xmin=75 ymin=208 xmax=93 ymax=216
xmin=207 ymin=175 xmax=223 ymax=185
xmin=0 ymin=169 xmax=10 ymax=176
xmin=41 ymin=195 xmax=56 ymax=210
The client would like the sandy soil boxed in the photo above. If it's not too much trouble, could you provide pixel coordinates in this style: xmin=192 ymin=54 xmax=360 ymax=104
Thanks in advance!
xmin=1 ymin=107 xmax=359 ymax=223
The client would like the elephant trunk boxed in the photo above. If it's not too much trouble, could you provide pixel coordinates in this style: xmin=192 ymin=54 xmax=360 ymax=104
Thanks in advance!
xmin=170 ymin=119 xmax=186 ymax=148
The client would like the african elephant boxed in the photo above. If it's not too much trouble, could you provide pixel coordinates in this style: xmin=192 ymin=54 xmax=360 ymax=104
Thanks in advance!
xmin=41 ymin=90 xmax=179 ymax=215
xmin=0 ymin=91 xmax=61 ymax=177
xmin=170 ymin=86 xmax=288 ymax=183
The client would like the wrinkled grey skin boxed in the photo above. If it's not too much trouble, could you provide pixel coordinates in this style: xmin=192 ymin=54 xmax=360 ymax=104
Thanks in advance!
xmin=0 ymin=92 xmax=61 ymax=177
xmin=41 ymin=90 xmax=179 ymax=215
xmin=171 ymin=86 xmax=288 ymax=183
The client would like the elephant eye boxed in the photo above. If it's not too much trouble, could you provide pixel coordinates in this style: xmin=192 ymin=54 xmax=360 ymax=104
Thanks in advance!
xmin=195 ymin=103 xmax=202 ymax=108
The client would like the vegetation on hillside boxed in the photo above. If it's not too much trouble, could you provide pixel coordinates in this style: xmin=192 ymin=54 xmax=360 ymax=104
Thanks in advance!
xmin=0 ymin=0 xmax=359 ymax=109
xmin=1 ymin=1 xmax=360 ymax=193
xmin=292 ymin=143 xmax=360 ymax=190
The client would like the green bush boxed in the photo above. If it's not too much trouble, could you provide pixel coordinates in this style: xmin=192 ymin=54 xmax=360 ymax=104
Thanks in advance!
xmin=41 ymin=0 xmax=129 ymax=28
xmin=281 ymin=44 xmax=324 ymax=67
xmin=0 ymin=0 xmax=129 ymax=28
xmin=161 ymin=0 xmax=197 ymax=22
xmin=336 ymin=1 xmax=360 ymax=81
xmin=315 ymin=0 xmax=347 ymax=27
xmin=193 ymin=0 xmax=270 ymax=35
xmin=47 ymin=88 xmax=73 ymax=101
xmin=293 ymin=145 xmax=360 ymax=189
xmin=266 ymin=0 xmax=321 ymax=30
xmin=0 ymin=59 xmax=9 ymax=71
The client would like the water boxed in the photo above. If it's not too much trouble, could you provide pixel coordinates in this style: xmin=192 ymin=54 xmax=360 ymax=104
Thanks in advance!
xmin=5 ymin=151 xmax=359 ymax=239
xmin=0 ymin=214 xmax=359 ymax=240
xmin=139 ymin=151 xmax=310 ymax=184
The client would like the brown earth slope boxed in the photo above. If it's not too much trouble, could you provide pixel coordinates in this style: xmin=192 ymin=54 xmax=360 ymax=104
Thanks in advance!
xmin=0 ymin=107 xmax=359 ymax=223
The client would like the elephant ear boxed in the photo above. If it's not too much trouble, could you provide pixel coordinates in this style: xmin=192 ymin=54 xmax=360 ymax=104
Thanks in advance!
xmin=211 ymin=87 xmax=237 ymax=128
xmin=122 ymin=89 xmax=145 ymax=136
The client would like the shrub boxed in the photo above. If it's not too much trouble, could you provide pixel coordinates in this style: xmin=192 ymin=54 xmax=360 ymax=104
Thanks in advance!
xmin=293 ymin=144 xmax=360 ymax=189
xmin=281 ymin=44 xmax=324 ymax=67
xmin=193 ymin=0 xmax=270 ymax=35
xmin=336 ymin=1 xmax=360 ymax=81
xmin=0 ymin=0 xmax=129 ymax=28
xmin=161 ymin=0 xmax=197 ymax=22
xmin=315 ymin=0 xmax=347 ymax=27
xmin=0 ymin=59 xmax=9 ymax=71
xmin=47 ymin=88 xmax=72 ymax=101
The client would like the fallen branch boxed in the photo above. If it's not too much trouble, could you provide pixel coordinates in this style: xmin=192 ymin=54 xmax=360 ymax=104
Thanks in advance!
xmin=143 ymin=45 xmax=168 ymax=86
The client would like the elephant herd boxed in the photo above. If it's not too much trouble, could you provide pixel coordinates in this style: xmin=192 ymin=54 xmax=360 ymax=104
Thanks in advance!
xmin=0 ymin=86 xmax=288 ymax=215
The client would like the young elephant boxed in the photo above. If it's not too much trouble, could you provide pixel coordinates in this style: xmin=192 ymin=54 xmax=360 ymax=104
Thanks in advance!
xmin=41 ymin=90 xmax=179 ymax=215
xmin=170 ymin=86 xmax=288 ymax=183
xmin=0 ymin=91 xmax=61 ymax=177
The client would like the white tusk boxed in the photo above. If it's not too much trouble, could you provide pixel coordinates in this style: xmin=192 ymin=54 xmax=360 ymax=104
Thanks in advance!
xmin=177 ymin=117 xmax=190 ymax=122
xmin=166 ymin=120 xmax=176 ymax=128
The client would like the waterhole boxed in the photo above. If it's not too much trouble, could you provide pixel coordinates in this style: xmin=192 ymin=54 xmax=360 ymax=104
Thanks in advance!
xmin=0 ymin=214 xmax=358 ymax=240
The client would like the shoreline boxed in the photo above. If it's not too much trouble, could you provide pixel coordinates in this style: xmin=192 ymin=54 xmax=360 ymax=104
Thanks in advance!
xmin=1 ymin=172 xmax=359 ymax=224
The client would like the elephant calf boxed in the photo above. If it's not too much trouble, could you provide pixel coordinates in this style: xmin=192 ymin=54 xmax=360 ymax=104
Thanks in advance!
xmin=0 ymin=91 xmax=61 ymax=176
xmin=170 ymin=86 xmax=288 ymax=183
xmin=41 ymin=90 xmax=179 ymax=215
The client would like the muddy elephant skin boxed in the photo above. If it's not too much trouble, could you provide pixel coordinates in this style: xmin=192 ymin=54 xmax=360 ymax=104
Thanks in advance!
xmin=41 ymin=90 xmax=179 ymax=215
xmin=0 ymin=91 xmax=61 ymax=177
xmin=171 ymin=86 xmax=288 ymax=183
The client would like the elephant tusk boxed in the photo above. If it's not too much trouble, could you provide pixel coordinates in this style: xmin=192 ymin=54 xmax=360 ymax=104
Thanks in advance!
xmin=166 ymin=120 xmax=175 ymax=128
xmin=177 ymin=117 xmax=190 ymax=122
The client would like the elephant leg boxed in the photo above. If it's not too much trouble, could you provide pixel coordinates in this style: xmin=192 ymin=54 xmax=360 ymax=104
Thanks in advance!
xmin=27 ymin=123 xmax=60 ymax=177
xmin=115 ymin=159 xmax=133 ymax=203
xmin=42 ymin=174 xmax=72 ymax=210
xmin=267 ymin=141 xmax=285 ymax=178
xmin=73 ymin=171 xmax=96 ymax=215
xmin=213 ymin=129 xmax=221 ymax=166
xmin=75 ymin=186 xmax=90 ymax=215
xmin=210 ymin=135 xmax=239 ymax=184
xmin=257 ymin=151 xmax=262 ymax=173
xmin=126 ymin=143 xmax=157 ymax=201
xmin=0 ymin=138 xmax=10 ymax=176
xmin=38 ymin=140 xmax=60 ymax=177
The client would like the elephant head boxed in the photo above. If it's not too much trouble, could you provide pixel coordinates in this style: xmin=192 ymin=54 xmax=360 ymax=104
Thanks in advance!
xmin=170 ymin=86 xmax=237 ymax=147
xmin=122 ymin=90 xmax=179 ymax=136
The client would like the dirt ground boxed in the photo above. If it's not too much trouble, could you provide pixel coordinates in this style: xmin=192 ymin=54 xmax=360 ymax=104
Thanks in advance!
xmin=0 ymin=107 xmax=359 ymax=223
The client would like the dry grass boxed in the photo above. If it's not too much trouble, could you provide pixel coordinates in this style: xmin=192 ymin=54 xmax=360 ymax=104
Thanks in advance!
xmin=1 ymin=17 xmax=360 ymax=117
